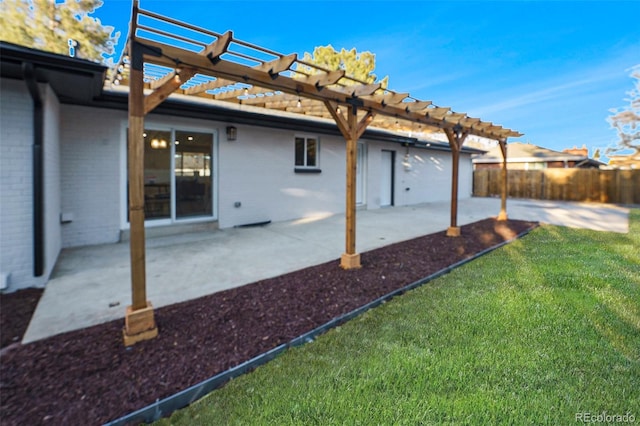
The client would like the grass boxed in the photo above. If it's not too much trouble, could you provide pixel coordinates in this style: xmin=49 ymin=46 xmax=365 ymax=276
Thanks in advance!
xmin=158 ymin=211 xmax=640 ymax=425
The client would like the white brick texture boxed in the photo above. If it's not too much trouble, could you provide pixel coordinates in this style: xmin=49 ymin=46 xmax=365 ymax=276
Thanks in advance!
xmin=60 ymin=106 xmax=123 ymax=247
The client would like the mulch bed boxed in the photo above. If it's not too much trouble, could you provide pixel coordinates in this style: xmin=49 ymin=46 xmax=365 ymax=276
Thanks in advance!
xmin=0 ymin=288 xmax=44 ymax=349
xmin=0 ymin=218 xmax=536 ymax=425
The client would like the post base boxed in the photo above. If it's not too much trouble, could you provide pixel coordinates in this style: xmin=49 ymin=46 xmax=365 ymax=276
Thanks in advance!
xmin=123 ymin=302 xmax=158 ymax=346
xmin=340 ymin=253 xmax=361 ymax=269
xmin=497 ymin=210 xmax=508 ymax=221
xmin=446 ymin=226 xmax=461 ymax=237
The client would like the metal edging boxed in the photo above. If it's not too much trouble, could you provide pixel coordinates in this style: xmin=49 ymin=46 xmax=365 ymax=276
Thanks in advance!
xmin=105 ymin=225 xmax=537 ymax=425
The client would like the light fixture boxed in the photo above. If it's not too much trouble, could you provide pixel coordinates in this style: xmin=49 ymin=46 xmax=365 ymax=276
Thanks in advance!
xmin=336 ymin=106 xmax=341 ymax=114
xmin=297 ymin=98 xmax=302 ymax=108
xmin=150 ymin=138 xmax=168 ymax=149
xmin=226 ymin=125 xmax=237 ymax=141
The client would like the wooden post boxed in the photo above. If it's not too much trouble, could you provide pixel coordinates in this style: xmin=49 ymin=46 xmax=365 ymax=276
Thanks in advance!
xmin=123 ymin=23 xmax=158 ymax=345
xmin=324 ymin=101 xmax=374 ymax=269
xmin=342 ymin=106 xmax=360 ymax=268
xmin=444 ymin=127 xmax=467 ymax=237
xmin=497 ymin=138 xmax=508 ymax=221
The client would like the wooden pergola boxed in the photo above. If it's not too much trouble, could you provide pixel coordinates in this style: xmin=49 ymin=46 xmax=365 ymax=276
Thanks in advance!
xmin=116 ymin=1 xmax=521 ymax=345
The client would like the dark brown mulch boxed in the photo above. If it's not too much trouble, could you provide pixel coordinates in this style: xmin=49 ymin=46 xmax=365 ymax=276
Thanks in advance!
xmin=0 ymin=218 xmax=536 ymax=426
xmin=0 ymin=288 xmax=44 ymax=349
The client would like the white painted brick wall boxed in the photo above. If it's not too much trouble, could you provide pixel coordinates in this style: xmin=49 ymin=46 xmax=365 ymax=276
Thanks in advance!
xmin=218 ymin=124 xmax=346 ymax=228
xmin=0 ymin=78 xmax=42 ymax=290
xmin=398 ymin=148 xmax=455 ymax=205
xmin=459 ymin=153 xmax=474 ymax=198
xmin=364 ymin=142 xmax=473 ymax=209
xmin=43 ymin=84 xmax=62 ymax=279
xmin=60 ymin=106 xmax=124 ymax=247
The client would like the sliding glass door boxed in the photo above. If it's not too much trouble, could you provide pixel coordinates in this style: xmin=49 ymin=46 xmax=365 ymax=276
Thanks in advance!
xmin=130 ymin=127 xmax=215 ymax=223
xmin=174 ymin=131 xmax=213 ymax=218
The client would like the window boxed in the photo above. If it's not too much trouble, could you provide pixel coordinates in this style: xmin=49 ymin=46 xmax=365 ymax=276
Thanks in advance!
xmin=295 ymin=136 xmax=319 ymax=171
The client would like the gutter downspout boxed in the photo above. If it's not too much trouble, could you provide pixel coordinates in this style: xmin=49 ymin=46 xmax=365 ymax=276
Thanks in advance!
xmin=23 ymin=62 xmax=45 ymax=277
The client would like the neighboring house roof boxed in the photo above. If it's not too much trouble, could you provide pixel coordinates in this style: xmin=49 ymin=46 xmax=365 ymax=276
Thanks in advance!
xmin=562 ymin=145 xmax=589 ymax=157
xmin=0 ymin=41 xmax=484 ymax=155
xmin=606 ymin=153 xmax=640 ymax=169
xmin=472 ymin=142 xmax=604 ymax=167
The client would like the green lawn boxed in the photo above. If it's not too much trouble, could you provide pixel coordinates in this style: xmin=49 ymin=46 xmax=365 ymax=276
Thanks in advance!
xmin=159 ymin=211 xmax=640 ymax=425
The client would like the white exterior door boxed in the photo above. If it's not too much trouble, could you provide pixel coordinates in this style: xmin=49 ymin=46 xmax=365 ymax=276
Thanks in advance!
xmin=380 ymin=150 xmax=394 ymax=207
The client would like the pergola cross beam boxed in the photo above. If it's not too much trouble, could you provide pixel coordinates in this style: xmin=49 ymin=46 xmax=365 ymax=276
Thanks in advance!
xmin=144 ymin=67 xmax=197 ymax=114
xmin=200 ymin=30 xmax=232 ymax=64
xmin=255 ymin=53 xmax=297 ymax=76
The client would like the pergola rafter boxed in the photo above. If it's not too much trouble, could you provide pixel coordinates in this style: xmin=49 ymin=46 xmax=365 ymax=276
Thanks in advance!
xmin=117 ymin=1 xmax=521 ymax=345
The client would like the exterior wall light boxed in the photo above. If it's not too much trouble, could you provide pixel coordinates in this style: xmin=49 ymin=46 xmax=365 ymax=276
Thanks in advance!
xmin=226 ymin=126 xmax=237 ymax=141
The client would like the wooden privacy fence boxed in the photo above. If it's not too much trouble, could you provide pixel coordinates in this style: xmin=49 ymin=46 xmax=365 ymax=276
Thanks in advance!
xmin=473 ymin=169 xmax=640 ymax=204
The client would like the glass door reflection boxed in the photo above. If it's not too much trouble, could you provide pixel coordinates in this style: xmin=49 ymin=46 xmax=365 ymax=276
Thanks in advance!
xmin=174 ymin=131 xmax=213 ymax=218
xmin=144 ymin=129 xmax=171 ymax=220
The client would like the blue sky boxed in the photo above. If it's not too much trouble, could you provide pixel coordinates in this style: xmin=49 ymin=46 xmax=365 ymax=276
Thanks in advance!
xmin=94 ymin=0 xmax=639 ymax=157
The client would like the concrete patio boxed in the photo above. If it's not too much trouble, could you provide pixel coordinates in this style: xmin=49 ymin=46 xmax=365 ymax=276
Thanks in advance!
xmin=23 ymin=197 xmax=630 ymax=343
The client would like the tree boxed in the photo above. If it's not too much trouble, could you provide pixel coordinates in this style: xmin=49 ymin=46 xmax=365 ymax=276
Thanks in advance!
xmin=0 ymin=0 xmax=118 ymax=63
xmin=297 ymin=44 xmax=389 ymax=89
xmin=606 ymin=64 xmax=640 ymax=157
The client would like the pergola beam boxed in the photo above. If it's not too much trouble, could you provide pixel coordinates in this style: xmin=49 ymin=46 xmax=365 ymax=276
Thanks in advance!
xmin=361 ymin=91 xmax=409 ymax=106
xmin=255 ymin=53 xmax=297 ymax=76
xmin=200 ymin=30 xmax=232 ymax=64
xmin=144 ymin=67 xmax=197 ymax=114
xmin=405 ymin=101 xmax=432 ymax=112
xmin=425 ymin=107 xmax=451 ymax=120
xmin=183 ymin=77 xmax=237 ymax=95
xmin=302 ymin=70 xmax=345 ymax=88
xmin=333 ymin=83 xmax=382 ymax=97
